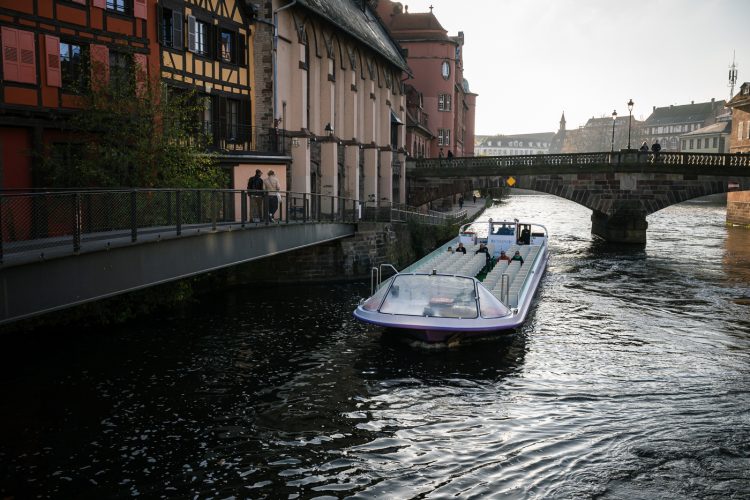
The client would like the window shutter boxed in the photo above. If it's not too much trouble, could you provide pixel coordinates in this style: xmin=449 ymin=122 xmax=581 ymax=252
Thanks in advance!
xmin=45 ymin=35 xmax=61 ymax=87
xmin=17 ymin=30 xmax=37 ymax=84
xmin=172 ymin=11 xmax=183 ymax=50
xmin=134 ymin=0 xmax=147 ymax=20
xmin=187 ymin=15 xmax=196 ymax=53
xmin=134 ymin=53 xmax=147 ymax=96
xmin=238 ymin=32 xmax=246 ymax=67
xmin=90 ymin=44 xmax=109 ymax=88
xmin=92 ymin=0 xmax=105 ymax=8
xmin=2 ymin=27 xmax=20 ymax=83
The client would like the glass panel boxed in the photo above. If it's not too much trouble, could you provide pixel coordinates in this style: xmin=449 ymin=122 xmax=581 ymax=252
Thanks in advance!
xmin=379 ymin=275 xmax=478 ymax=318
xmin=478 ymin=286 xmax=510 ymax=318
xmin=362 ymin=277 xmax=393 ymax=311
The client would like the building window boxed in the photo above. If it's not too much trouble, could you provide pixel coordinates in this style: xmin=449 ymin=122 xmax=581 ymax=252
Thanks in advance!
xmin=109 ymin=51 xmax=133 ymax=94
xmin=689 ymin=139 xmax=694 ymax=149
xmin=107 ymin=0 xmax=131 ymax=15
xmin=219 ymin=29 xmax=236 ymax=64
xmin=712 ymin=137 xmax=718 ymax=148
xmin=739 ymin=122 xmax=744 ymax=141
xmin=188 ymin=16 xmax=210 ymax=56
xmin=438 ymin=128 xmax=450 ymax=146
xmin=60 ymin=41 xmax=86 ymax=92
xmin=161 ymin=8 xmax=183 ymax=49
xmin=438 ymin=94 xmax=452 ymax=111
xmin=681 ymin=140 xmax=686 ymax=150
xmin=203 ymin=95 xmax=213 ymax=135
xmin=219 ymin=97 xmax=239 ymax=142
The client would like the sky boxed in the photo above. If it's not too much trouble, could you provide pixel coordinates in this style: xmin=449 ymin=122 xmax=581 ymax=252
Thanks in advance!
xmin=398 ymin=0 xmax=750 ymax=136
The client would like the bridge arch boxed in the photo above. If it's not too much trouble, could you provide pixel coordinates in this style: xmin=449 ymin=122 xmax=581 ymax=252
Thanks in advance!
xmin=409 ymin=152 xmax=750 ymax=243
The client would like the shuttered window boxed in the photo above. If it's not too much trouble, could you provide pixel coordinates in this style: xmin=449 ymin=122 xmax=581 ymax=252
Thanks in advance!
xmin=161 ymin=7 xmax=183 ymax=49
xmin=134 ymin=53 xmax=147 ymax=96
xmin=187 ymin=16 xmax=209 ymax=56
xmin=2 ymin=27 xmax=36 ymax=84
xmin=89 ymin=44 xmax=109 ymax=88
xmin=60 ymin=40 xmax=87 ymax=92
xmin=45 ymin=35 xmax=61 ymax=87
xmin=133 ymin=0 xmax=147 ymax=19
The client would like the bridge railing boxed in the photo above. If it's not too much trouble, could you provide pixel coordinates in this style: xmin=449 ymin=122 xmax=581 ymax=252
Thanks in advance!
xmin=414 ymin=151 xmax=750 ymax=169
xmin=0 ymin=189 xmax=461 ymax=263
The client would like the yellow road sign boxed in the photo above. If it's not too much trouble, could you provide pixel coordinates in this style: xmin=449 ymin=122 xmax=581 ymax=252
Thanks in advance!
xmin=506 ymin=176 xmax=516 ymax=187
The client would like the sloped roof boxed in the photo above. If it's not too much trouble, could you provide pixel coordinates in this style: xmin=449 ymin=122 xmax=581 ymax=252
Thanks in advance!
xmin=296 ymin=0 xmax=409 ymax=71
xmin=681 ymin=120 xmax=731 ymax=137
xmin=644 ymin=100 xmax=725 ymax=125
xmin=388 ymin=11 xmax=451 ymax=41
xmin=478 ymin=132 xmax=555 ymax=147
xmin=727 ymin=82 xmax=750 ymax=108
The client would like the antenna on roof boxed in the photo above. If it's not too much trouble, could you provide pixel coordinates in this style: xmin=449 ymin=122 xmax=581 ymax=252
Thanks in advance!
xmin=728 ymin=50 xmax=738 ymax=99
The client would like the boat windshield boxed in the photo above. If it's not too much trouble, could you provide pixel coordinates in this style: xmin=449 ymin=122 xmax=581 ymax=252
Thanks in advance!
xmin=378 ymin=274 xmax=479 ymax=319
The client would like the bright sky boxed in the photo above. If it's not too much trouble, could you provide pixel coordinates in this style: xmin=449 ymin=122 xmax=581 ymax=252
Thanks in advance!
xmin=400 ymin=0 xmax=750 ymax=136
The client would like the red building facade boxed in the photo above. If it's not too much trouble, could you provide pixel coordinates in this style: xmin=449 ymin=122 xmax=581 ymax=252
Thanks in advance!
xmin=0 ymin=0 xmax=153 ymax=190
xmin=376 ymin=1 xmax=476 ymax=158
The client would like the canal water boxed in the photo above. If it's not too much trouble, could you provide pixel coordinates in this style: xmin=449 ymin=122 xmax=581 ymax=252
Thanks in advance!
xmin=2 ymin=193 xmax=750 ymax=499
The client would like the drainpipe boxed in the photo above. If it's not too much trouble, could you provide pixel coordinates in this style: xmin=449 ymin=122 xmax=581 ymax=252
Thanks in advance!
xmin=273 ymin=0 xmax=298 ymax=128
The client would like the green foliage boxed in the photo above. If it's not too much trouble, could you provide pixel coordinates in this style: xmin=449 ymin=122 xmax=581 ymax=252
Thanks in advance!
xmin=42 ymin=56 xmax=225 ymax=189
xmin=406 ymin=219 xmax=457 ymax=259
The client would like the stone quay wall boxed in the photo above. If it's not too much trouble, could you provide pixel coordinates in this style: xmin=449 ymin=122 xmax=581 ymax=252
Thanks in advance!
xmin=228 ymin=222 xmax=445 ymax=285
xmin=727 ymin=191 xmax=750 ymax=226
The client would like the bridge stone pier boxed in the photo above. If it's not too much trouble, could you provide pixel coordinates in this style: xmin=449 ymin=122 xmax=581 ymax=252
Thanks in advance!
xmin=409 ymin=152 xmax=750 ymax=244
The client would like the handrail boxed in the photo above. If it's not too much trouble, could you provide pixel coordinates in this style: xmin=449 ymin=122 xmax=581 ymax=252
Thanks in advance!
xmin=0 ymin=188 xmax=461 ymax=264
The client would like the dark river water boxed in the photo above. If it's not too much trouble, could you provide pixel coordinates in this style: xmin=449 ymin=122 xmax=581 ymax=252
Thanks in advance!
xmin=2 ymin=193 xmax=750 ymax=499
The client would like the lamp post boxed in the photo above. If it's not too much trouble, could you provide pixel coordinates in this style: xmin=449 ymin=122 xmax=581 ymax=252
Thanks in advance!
xmin=324 ymin=122 xmax=334 ymax=138
xmin=611 ymin=110 xmax=617 ymax=152
xmin=627 ymin=98 xmax=634 ymax=150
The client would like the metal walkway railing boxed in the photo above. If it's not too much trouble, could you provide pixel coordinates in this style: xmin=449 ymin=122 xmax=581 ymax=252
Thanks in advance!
xmin=0 ymin=189 xmax=466 ymax=266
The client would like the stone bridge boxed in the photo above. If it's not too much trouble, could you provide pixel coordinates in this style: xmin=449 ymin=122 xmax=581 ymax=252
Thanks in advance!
xmin=408 ymin=151 xmax=750 ymax=243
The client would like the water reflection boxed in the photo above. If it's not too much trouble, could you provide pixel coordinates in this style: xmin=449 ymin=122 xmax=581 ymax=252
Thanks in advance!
xmin=2 ymin=194 xmax=750 ymax=499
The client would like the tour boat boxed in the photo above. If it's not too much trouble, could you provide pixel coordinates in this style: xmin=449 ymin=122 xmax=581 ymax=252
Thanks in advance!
xmin=353 ymin=218 xmax=549 ymax=343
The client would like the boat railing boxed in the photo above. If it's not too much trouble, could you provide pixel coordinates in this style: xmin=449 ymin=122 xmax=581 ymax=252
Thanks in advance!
xmin=370 ymin=263 xmax=399 ymax=295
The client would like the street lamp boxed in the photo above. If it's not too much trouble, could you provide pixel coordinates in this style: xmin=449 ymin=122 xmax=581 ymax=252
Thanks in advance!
xmin=627 ymin=98 xmax=634 ymax=150
xmin=611 ymin=110 xmax=617 ymax=152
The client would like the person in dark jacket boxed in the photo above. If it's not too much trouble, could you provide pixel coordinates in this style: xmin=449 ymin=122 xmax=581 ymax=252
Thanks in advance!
xmin=455 ymin=242 xmax=467 ymax=254
xmin=247 ymin=169 xmax=265 ymax=222
xmin=651 ymin=140 xmax=662 ymax=162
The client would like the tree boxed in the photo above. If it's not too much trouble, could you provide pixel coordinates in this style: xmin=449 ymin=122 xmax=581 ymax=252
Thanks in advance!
xmin=42 ymin=55 xmax=225 ymax=189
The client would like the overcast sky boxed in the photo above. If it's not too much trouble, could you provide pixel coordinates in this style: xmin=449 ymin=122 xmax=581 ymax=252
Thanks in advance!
xmin=399 ymin=0 xmax=750 ymax=136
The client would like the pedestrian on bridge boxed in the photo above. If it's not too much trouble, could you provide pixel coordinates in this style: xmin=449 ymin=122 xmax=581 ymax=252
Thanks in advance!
xmin=651 ymin=140 xmax=662 ymax=163
xmin=264 ymin=170 xmax=282 ymax=222
xmin=247 ymin=169 xmax=265 ymax=222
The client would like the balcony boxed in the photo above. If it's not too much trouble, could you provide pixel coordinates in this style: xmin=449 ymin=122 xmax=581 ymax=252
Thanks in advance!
xmin=197 ymin=122 xmax=290 ymax=155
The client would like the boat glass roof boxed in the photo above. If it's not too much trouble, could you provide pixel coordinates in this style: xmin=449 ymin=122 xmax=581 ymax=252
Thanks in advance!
xmin=379 ymin=274 xmax=479 ymax=319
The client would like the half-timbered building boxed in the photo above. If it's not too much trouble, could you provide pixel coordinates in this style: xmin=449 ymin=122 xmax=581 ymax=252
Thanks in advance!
xmin=150 ymin=0 xmax=281 ymax=191
xmin=0 ymin=0 xmax=152 ymax=189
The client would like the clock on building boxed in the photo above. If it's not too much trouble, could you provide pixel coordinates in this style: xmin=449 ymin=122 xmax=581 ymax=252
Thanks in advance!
xmin=441 ymin=60 xmax=450 ymax=80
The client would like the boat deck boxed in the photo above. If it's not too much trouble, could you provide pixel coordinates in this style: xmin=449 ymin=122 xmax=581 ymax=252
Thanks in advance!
xmin=412 ymin=243 xmax=543 ymax=307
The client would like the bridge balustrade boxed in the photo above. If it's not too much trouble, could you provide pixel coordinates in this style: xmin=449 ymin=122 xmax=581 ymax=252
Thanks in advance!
xmin=414 ymin=151 xmax=750 ymax=169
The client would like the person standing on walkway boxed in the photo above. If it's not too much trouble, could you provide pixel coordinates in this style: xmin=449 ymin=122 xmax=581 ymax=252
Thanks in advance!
xmin=247 ymin=169 xmax=265 ymax=222
xmin=458 ymin=195 xmax=464 ymax=209
xmin=651 ymin=140 xmax=662 ymax=163
xmin=264 ymin=170 xmax=282 ymax=222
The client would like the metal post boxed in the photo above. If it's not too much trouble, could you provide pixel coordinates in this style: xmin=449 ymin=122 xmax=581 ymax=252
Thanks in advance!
xmin=302 ymin=193 xmax=308 ymax=223
xmin=130 ymin=190 xmax=137 ymax=243
xmin=176 ymin=190 xmax=182 ymax=236
xmin=627 ymin=98 xmax=634 ymax=150
xmin=211 ymin=190 xmax=217 ymax=231
xmin=241 ymin=190 xmax=247 ymax=228
xmin=611 ymin=110 xmax=617 ymax=153
xmin=73 ymin=192 xmax=82 ymax=252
